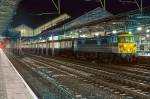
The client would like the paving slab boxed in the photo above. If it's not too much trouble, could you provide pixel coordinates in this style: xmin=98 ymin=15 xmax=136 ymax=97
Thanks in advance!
xmin=0 ymin=49 xmax=38 ymax=99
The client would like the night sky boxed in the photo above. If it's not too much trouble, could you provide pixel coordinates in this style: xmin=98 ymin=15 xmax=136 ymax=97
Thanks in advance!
xmin=11 ymin=0 xmax=150 ymax=28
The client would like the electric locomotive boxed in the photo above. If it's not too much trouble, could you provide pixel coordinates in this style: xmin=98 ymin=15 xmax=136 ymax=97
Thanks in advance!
xmin=74 ymin=33 xmax=136 ymax=54
xmin=73 ymin=33 xmax=136 ymax=62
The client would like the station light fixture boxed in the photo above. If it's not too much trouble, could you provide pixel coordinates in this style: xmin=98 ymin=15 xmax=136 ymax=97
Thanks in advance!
xmin=79 ymin=30 xmax=82 ymax=33
xmin=48 ymin=37 xmax=52 ymax=40
xmin=21 ymin=29 xmax=25 ymax=33
xmin=80 ymin=34 xmax=86 ymax=38
xmin=112 ymin=22 xmax=116 ymax=24
xmin=129 ymin=31 xmax=132 ymax=34
xmin=137 ymin=27 xmax=142 ymax=31
xmin=146 ymin=29 xmax=150 ymax=33
xmin=94 ymin=32 xmax=99 ymax=36
xmin=95 ymin=26 xmax=99 ymax=29
xmin=146 ymin=34 xmax=150 ymax=38
xmin=42 ymin=40 xmax=46 ymax=42
xmin=112 ymin=30 xmax=117 ymax=34
xmin=141 ymin=37 xmax=146 ymax=40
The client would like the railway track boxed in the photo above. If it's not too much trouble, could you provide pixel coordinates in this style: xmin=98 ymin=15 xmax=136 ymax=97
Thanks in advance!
xmin=6 ymin=52 xmax=122 ymax=99
xmin=20 ymin=57 xmax=121 ymax=99
xmin=27 ymin=54 xmax=150 ymax=84
xmin=24 ymin=53 xmax=150 ymax=99
xmin=31 ymin=56 xmax=150 ymax=90
xmin=54 ymin=56 xmax=150 ymax=85
xmin=123 ymin=64 xmax=150 ymax=72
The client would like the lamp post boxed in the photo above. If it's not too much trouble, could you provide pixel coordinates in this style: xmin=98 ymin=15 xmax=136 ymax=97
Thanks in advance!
xmin=51 ymin=34 xmax=54 ymax=57
xmin=19 ymin=29 xmax=25 ymax=56
xmin=19 ymin=35 xmax=21 ymax=55
xmin=98 ymin=0 xmax=106 ymax=10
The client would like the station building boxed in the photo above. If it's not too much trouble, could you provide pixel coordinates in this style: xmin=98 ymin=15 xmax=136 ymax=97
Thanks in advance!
xmin=13 ymin=14 xmax=71 ymax=37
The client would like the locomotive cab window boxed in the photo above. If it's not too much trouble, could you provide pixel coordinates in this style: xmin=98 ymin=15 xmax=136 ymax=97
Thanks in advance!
xmin=118 ymin=36 xmax=135 ymax=43
xmin=77 ymin=40 xmax=82 ymax=45
xmin=118 ymin=37 xmax=125 ymax=43
xmin=101 ymin=38 xmax=108 ymax=45
xmin=85 ymin=39 xmax=97 ymax=44
xmin=113 ymin=37 xmax=118 ymax=43
xmin=125 ymin=36 xmax=134 ymax=43
xmin=129 ymin=36 xmax=135 ymax=42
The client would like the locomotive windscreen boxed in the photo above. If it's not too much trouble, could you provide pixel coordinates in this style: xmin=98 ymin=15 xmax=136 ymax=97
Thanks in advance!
xmin=101 ymin=38 xmax=108 ymax=44
xmin=84 ymin=39 xmax=97 ymax=44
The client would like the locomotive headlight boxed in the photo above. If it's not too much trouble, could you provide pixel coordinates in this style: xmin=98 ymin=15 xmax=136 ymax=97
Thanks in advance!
xmin=128 ymin=49 xmax=130 ymax=52
xmin=124 ymin=44 xmax=127 ymax=48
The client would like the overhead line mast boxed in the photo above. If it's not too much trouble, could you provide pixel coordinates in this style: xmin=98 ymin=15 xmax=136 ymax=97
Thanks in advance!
xmin=119 ymin=0 xmax=143 ymax=14
xmin=99 ymin=0 xmax=106 ymax=10
xmin=98 ymin=0 xmax=143 ymax=14
xmin=35 ymin=0 xmax=61 ymax=15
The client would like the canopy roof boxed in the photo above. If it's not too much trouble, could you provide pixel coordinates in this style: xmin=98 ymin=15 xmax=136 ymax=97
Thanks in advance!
xmin=64 ymin=7 xmax=113 ymax=31
xmin=82 ymin=6 xmax=150 ymax=33
xmin=0 ymin=0 xmax=21 ymax=35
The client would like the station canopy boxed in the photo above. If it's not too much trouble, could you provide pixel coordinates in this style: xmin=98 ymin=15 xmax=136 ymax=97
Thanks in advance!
xmin=84 ymin=6 xmax=150 ymax=33
xmin=64 ymin=7 xmax=113 ymax=31
xmin=23 ymin=7 xmax=113 ymax=41
xmin=0 ymin=0 xmax=21 ymax=36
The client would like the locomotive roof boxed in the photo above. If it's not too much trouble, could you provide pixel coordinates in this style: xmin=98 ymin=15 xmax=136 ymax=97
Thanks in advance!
xmin=118 ymin=33 xmax=134 ymax=37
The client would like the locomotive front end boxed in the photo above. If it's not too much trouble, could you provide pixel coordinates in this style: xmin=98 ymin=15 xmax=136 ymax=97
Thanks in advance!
xmin=118 ymin=33 xmax=136 ymax=54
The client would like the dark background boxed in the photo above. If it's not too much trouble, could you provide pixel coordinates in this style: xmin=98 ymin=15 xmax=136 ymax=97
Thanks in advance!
xmin=11 ymin=0 xmax=150 ymax=28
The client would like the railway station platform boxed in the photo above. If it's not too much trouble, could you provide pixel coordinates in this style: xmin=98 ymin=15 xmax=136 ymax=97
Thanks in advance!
xmin=0 ymin=49 xmax=38 ymax=99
